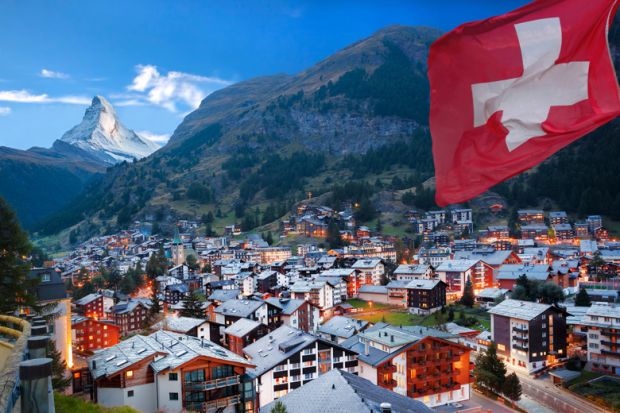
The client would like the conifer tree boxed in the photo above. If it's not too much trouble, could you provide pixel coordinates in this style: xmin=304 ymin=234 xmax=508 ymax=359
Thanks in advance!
xmin=502 ymin=372 xmax=522 ymax=404
xmin=474 ymin=342 xmax=507 ymax=394
xmin=48 ymin=339 xmax=71 ymax=391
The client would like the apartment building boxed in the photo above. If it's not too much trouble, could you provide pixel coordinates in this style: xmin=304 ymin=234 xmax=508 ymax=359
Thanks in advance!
xmin=74 ymin=293 xmax=105 ymax=319
xmin=72 ymin=316 xmax=120 ymax=352
xmin=435 ymin=260 xmax=493 ymax=300
xmin=489 ymin=299 xmax=568 ymax=374
xmin=580 ymin=302 xmax=620 ymax=375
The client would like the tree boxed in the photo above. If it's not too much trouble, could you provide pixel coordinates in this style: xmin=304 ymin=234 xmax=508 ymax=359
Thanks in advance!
xmin=326 ymin=222 xmax=344 ymax=249
xmin=590 ymin=251 xmax=606 ymax=281
xmin=0 ymin=197 xmax=38 ymax=313
xmin=460 ymin=277 xmax=475 ymax=308
xmin=146 ymin=247 xmax=168 ymax=279
xmin=149 ymin=287 xmax=162 ymax=316
xmin=186 ymin=254 xmax=200 ymax=271
xmin=537 ymin=282 xmax=564 ymax=305
xmin=575 ymin=288 xmax=591 ymax=307
xmin=180 ymin=292 xmax=205 ymax=319
xmin=474 ymin=342 xmax=507 ymax=394
xmin=270 ymin=400 xmax=288 ymax=413
xmin=48 ymin=339 xmax=70 ymax=391
xmin=265 ymin=231 xmax=274 ymax=245
xmin=502 ymin=372 xmax=522 ymax=404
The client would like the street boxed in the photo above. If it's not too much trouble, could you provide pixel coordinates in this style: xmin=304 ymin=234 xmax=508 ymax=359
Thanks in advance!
xmin=515 ymin=372 xmax=609 ymax=413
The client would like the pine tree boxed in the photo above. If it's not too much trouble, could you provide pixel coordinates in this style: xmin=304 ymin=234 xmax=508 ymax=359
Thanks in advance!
xmin=474 ymin=342 xmax=507 ymax=394
xmin=149 ymin=287 xmax=161 ymax=316
xmin=180 ymin=292 xmax=204 ymax=319
xmin=460 ymin=277 xmax=475 ymax=308
xmin=48 ymin=339 xmax=70 ymax=391
xmin=326 ymin=222 xmax=344 ymax=249
xmin=0 ymin=197 xmax=38 ymax=313
xmin=270 ymin=400 xmax=288 ymax=413
xmin=502 ymin=372 xmax=522 ymax=404
xmin=575 ymin=288 xmax=591 ymax=307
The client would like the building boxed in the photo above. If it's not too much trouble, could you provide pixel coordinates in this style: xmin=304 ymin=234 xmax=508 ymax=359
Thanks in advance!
xmin=89 ymin=330 xmax=255 ymax=413
xmin=262 ymin=369 xmax=432 ymax=413
xmin=171 ymin=229 xmax=185 ymax=267
xmin=496 ymin=264 xmax=550 ymax=290
xmin=243 ymin=325 xmax=359 ymax=408
xmin=72 ymin=316 xmax=120 ymax=352
xmin=549 ymin=211 xmax=569 ymax=225
xmin=341 ymin=324 xmax=472 ymax=408
xmin=521 ymin=224 xmax=549 ymax=240
xmin=352 ymin=259 xmax=385 ymax=286
xmin=214 ymin=298 xmax=279 ymax=329
xmin=553 ymin=224 xmax=575 ymax=242
xmin=358 ymin=285 xmax=389 ymax=305
xmin=489 ymin=299 xmax=568 ymax=374
xmin=265 ymin=297 xmax=320 ymax=333
xmin=475 ymin=288 xmax=509 ymax=308
xmin=152 ymin=316 xmax=216 ymax=341
xmin=435 ymin=260 xmax=493 ymax=300
xmin=225 ymin=318 xmax=268 ymax=356
xmin=405 ymin=280 xmax=447 ymax=315
xmin=317 ymin=316 xmax=369 ymax=344
xmin=579 ymin=302 xmax=620 ymax=375
xmin=109 ymin=299 xmax=151 ymax=336
xmin=518 ymin=209 xmax=545 ymax=225
xmin=74 ymin=293 xmax=105 ymax=319
xmin=393 ymin=264 xmax=433 ymax=281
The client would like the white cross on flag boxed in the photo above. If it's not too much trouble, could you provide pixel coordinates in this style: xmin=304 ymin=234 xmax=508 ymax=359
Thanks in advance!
xmin=429 ymin=0 xmax=620 ymax=206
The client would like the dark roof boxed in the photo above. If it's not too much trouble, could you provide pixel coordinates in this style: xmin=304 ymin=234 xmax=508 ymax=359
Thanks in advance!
xmin=262 ymin=369 xmax=432 ymax=413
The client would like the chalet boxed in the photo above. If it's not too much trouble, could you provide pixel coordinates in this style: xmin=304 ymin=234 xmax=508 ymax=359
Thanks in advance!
xmin=152 ymin=316 xmax=215 ymax=341
xmin=518 ymin=209 xmax=545 ymax=225
xmin=89 ymin=330 xmax=255 ymax=413
xmin=393 ymin=264 xmax=433 ymax=281
xmin=386 ymin=281 xmax=411 ymax=308
xmin=341 ymin=324 xmax=472 ymax=408
xmin=587 ymin=215 xmax=603 ymax=233
xmin=404 ymin=279 xmax=447 ymax=315
xmin=578 ymin=303 xmax=620 ymax=375
xmin=265 ymin=297 xmax=320 ymax=333
xmin=435 ymin=260 xmax=494 ymax=300
xmin=28 ymin=268 xmax=67 ymax=301
xmin=214 ymin=298 xmax=279 ymax=329
xmin=255 ymin=270 xmax=278 ymax=294
xmin=164 ymin=284 xmax=189 ymax=305
xmin=74 ymin=293 xmax=105 ymax=319
xmin=487 ymin=225 xmax=510 ymax=239
xmin=475 ymin=288 xmax=509 ymax=308
xmin=72 ymin=316 xmax=120 ymax=352
xmin=109 ymin=299 xmax=151 ymax=335
xmin=553 ymin=224 xmax=575 ymax=242
xmin=224 ymin=318 xmax=268 ymax=356
xmin=496 ymin=264 xmax=550 ymax=290
xmin=262 ymin=369 xmax=432 ymax=413
xmin=489 ymin=299 xmax=568 ymax=374
xmin=358 ymin=285 xmax=389 ymax=304
xmin=317 ymin=316 xmax=369 ymax=344
xmin=418 ymin=247 xmax=451 ymax=267
xmin=521 ymin=224 xmax=549 ymax=240
xmin=289 ymin=280 xmax=336 ymax=313
xmin=549 ymin=211 xmax=568 ymax=225
xmin=243 ymin=325 xmax=359 ymax=408
xmin=352 ymin=259 xmax=385 ymax=286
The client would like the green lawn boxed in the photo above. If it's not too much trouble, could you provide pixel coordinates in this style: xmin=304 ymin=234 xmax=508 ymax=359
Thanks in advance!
xmin=354 ymin=310 xmax=421 ymax=326
xmin=568 ymin=375 xmax=620 ymax=412
xmin=55 ymin=393 xmax=139 ymax=413
xmin=346 ymin=298 xmax=390 ymax=310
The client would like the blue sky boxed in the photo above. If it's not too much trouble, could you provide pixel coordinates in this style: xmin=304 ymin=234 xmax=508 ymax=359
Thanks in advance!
xmin=0 ymin=0 xmax=529 ymax=150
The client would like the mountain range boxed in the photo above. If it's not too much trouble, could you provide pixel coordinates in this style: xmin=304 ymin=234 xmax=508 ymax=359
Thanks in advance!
xmin=4 ymin=21 xmax=620 ymax=245
xmin=0 ymin=96 xmax=160 ymax=227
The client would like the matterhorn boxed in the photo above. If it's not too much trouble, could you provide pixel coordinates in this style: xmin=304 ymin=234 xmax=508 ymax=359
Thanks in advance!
xmin=59 ymin=96 xmax=159 ymax=164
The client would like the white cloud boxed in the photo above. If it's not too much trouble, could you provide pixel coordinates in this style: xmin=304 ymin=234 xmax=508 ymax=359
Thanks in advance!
xmin=0 ymin=90 xmax=90 ymax=105
xmin=40 ymin=68 xmax=70 ymax=79
xmin=137 ymin=130 xmax=170 ymax=145
xmin=127 ymin=64 xmax=232 ymax=112
xmin=0 ymin=107 xmax=11 ymax=116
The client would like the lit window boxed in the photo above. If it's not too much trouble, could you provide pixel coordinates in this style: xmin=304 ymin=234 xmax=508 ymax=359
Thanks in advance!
xmin=126 ymin=370 xmax=133 ymax=378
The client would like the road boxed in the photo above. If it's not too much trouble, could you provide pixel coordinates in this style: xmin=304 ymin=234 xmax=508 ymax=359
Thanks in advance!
xmin=516 ymin=372 xmax=608 ymax=413
xmin=470 ymin=391 xmax=517 ymax=413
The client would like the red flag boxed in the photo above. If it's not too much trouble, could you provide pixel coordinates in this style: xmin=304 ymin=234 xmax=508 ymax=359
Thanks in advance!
xmin=429 ymin=0 xmax=620 ymax=206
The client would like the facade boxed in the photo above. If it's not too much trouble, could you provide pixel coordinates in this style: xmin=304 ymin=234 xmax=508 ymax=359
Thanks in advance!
xmin=265 ymin=297 xmax=320 ymax=333
xmin=405 ymin=280 xmax=447 ymax=315
xmin=352 ymin=259 xmax=385 ymax=286
xmin=393 ymin=264 xmax=433 ymax=281
xmin=89 ymin=330 xmax=256 ymax=413
xmin=489 ymin=299 xmax=568 ymax=374
xmin=75 ymin=293 xmax=105 ymax=319
xmin=109 ymin=300 xmax=151 ymax=336
xmin=243 ymin=325 xmax=359 ymax=408
xmin=341 ymin=324 xmax=472 ymax=408
xmin=435 ymin=260 xmax=493 ymax=300
xmin=72 ymin=316 xmax=120 ymax=352
xmin=580 ymin=303 xmax=620 ymax=375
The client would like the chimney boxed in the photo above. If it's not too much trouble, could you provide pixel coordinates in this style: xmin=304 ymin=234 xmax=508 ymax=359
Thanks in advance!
xmin=364 ymin=340 xmax=370 ymax=356
xmin=380 ymin=402 xmax=392 ymax=413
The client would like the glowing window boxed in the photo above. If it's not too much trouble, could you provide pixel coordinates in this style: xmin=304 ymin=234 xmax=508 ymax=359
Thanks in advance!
xmin=126 ymin=370 xmax=133 ymax=378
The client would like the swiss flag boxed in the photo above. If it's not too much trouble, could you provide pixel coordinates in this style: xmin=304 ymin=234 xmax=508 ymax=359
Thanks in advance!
xmin=429 ymin=0 xmax=620 ymax=206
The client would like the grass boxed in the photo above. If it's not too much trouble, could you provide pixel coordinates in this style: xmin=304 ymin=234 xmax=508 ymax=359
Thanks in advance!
xmin=346 ymin=298 xmax=390 ymax=310
xmin=565 ymin=370 xmax=603 ymax=387
xmin=55 ymin=393 xmax=139 ymax=413
xmin=354 ymin=310 xmax=421 ymax=326
xmin=568 ymin=375 xmax=620 ymax=412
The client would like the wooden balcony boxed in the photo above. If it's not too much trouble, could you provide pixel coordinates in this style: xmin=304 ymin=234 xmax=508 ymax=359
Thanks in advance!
xmin=183 ymin=394 xmax=241 ymax=412
xmin=184 ymin=375 xmax=240 ymax=391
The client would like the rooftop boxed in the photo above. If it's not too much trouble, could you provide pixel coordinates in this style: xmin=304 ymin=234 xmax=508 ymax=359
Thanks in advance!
xmin=151 ymin=316 xmax=207 ymax=333
xmin=488 ymin=299 xmax=562 ymax=321
xmin=318 ymin=316 xmax=369 ymax=339
xmin=262 ymin=369 xmax=432 ymax=413
xmin=214 ymin=299 xmax=265 ymax=318
xmin=74 ymin=293 xmax=102 ymax=306
xmin=224 ymin=318 xmax=262 ymax=338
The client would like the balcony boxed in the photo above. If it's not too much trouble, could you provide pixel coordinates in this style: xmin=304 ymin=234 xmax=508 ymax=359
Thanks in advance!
xmin=601 ymin=349 xmax=620 ymax=358
xmin=512 ymin=344 xmax=528 ymax=352
xmin=602 ymin=329 xmax=620 ymax=337
xmin=382 ymin=378 xmax=397 ymax=388
xmin=512 ymin=335 xmax=529 ymax=343
xmin=381 ymin=364 xmax=397 ymax=373
xmin=184 ymin=394 xmax=240 ymax=412
xmin=184 ymin=376 xmax=240 ymax=391
xmin=512 ymin=326 xmax=528 ymax=334
xmin=600 ymin=340 xmax=619 ymax=347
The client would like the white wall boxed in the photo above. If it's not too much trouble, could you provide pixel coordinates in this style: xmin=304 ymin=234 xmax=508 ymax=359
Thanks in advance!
xmin=98 ymin=383 xmax=157 ymax=413
xmin=157 ymin=371 xmax=183 ymax=412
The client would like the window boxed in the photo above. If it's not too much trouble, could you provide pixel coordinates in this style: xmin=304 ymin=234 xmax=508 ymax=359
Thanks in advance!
xmin=126 ymin=370 xmax=133 ymax=378
xmin=212 ymin=365 xmax=234 ymax=379
xmin=169 ymin=392 xmax=179 ymax=401
xmin=497 ymin=344 xmax=506 ymax=351
xmin=169 ymin=372 xmax=178 ymax=381
xmin=184 ymin=369 xmax=205 ymax=383
xmin=41 ymin=273 xmax=51 ymax=282
xmin=127 ymin=390 xmax=134 ymax=397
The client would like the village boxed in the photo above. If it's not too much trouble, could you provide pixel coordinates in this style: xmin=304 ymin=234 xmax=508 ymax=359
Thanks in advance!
xmin=6 ymin=203 xmax=618 ymax=413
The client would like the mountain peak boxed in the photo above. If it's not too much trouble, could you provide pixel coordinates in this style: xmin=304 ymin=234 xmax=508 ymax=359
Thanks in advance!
xmin=59 ymin=95 xmax=159 ymax=164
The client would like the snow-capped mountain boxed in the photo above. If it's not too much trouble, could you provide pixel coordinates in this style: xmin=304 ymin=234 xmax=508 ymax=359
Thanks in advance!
xmin=60 ymin=96 xmax=160 ymax=164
